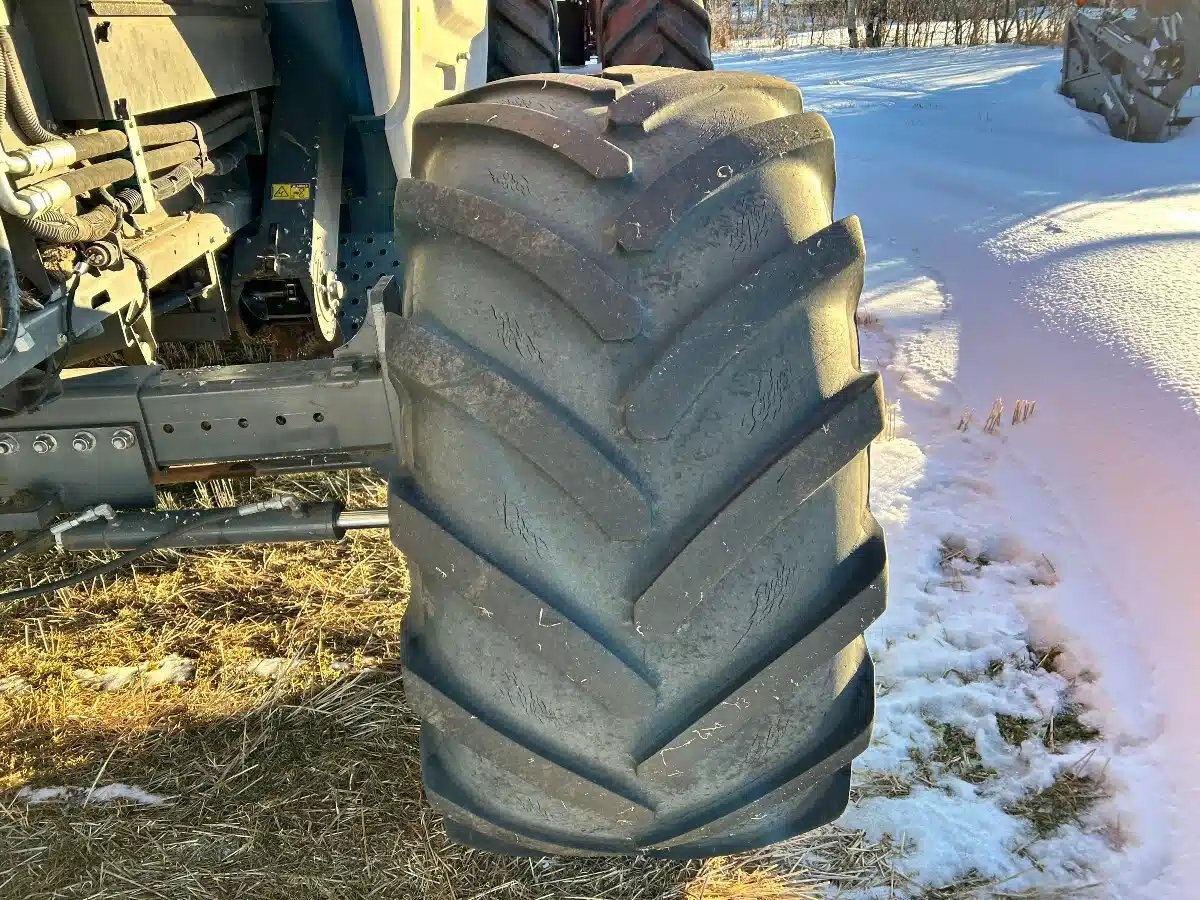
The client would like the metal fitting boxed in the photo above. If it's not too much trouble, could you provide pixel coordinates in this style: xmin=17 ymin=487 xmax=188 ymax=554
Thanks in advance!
xmin=71 ymin=431 xmax=97 ymax=453
xmin=110 ymin=428 xmax=136 ymax=451
xmin=84 ymin=240 xmax=122 ymax=270
xmin=51 ymin=503 xmax=117 ymax=550
xmin=15 ymin=179 xmax=74 ymax=217
xmin=31 ymin=434 xmax=57 ymax=454
xmin=0 ymin=434 xmax=18 ymax=455
xmin=9 ymin=141 xmax=78 ymax=177
xmin=324 ymin=271 xmax=346 ymax=302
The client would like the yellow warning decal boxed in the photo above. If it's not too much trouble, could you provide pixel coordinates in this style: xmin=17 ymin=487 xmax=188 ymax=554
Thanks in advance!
xmin=271 ymin=183 xmax=311 ymax=201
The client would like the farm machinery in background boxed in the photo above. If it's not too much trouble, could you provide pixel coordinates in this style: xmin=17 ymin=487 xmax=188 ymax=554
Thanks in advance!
xmin=489 ymin=0 xmax=712 ymax=76
xmin=1061 ymin=0 xmax=1200 ymax=141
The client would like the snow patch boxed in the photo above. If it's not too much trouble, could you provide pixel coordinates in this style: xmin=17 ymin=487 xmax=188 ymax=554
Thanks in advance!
xmin=724 ymin=42 xmax=1194 ymax=898
xmin=75 ymin=654 xmax=196 ymax=691
xmin=16 ymin=783 xmax=168 ymax=807
xmin=330 ymin=654 xmax=382 ymax=672
xmin=247 ymin=656 xmax=301 ymax=679
xmin=0 ymin=674 xmax=32 ymax=696
xmin=74 ymin=665 xmax=142 ymax=692
xmin=142 ymin=654 xmax=196 ymax=687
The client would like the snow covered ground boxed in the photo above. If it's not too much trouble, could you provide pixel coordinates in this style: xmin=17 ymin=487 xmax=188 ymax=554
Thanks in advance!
xmin=716 ymin=44 xmax=1199 ymax=897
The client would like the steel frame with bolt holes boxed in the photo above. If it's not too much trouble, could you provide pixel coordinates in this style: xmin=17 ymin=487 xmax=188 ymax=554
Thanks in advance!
xmin=0 ymin=280 xmax=403 ymax=537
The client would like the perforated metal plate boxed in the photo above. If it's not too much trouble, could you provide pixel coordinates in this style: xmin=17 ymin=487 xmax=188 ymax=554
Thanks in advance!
xmin=336 ymin=231 xmax=403 ymax=338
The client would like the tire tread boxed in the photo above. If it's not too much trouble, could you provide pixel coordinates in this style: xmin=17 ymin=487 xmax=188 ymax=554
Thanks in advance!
xmin=392 ymin=66 xmax=886 ymax=858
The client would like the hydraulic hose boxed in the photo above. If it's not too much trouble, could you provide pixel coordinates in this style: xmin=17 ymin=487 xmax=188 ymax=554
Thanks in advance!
xmin=25 ymin=141 xmax=248 ymax=245
xmin=0 ymin=496 xmax=301 ymax=605
xmin=22 ymin=116 xmax=254 ymax=205
xmin=0 ymin=28 xmax=57 ymax=145
xmin=0 ymin=529 xmax=53 ymax=565
xmin=53 ymin=142 xmax=200 ymax=198
xmin=139 ymin=98 xmax=255 ymax=148
xmin=155 ymin=139 xmax=249 ymax=198
xmin=0 ymin=98 xmax=256 ymax=180
xmin=21 ymin=187 xmax=141 ymax=244
xmin=0 ymin=42 xmax=14 ymax=362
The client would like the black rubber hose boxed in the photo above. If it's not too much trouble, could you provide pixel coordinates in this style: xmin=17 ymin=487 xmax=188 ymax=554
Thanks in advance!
xmin=0 ymin=214 xmax=21 ymax=361
xmin=54 ymin=142 xmax=198 ymax=197
xmin=64 ymin=130 xmax=128 ymax=160
xmin=51 ymin=118 xmax=253 ymax=198
xmin=200 ymin=117 xmax=256 ymax=154
xmin=0 ymin=28 xmax=58 ymax=145
xmin=0 ymin=48 xmax=14 ymax=363
xmin=23 ymin=188 xmax=141 ymax=244
xmin=26 ymin=138 xmax=245 ymax=244
xmin=24 ymin=206 xmax=120 ymax=244
xmin=0 ymin=530 xmax=53 ymax=565
xmin=139 ymin=98 xmax=255 ymax=147
xmin=35 ymin=99 xmax=257 ymax=164
xmin=150 ymin=139 xmax=249 ymax=202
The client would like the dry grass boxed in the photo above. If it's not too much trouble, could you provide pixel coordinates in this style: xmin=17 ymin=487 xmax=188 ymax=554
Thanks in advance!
xmin=997 ymin=714 xmax=1035 ymax=747
xmin=1046 ymin=707 xmax=1101 ymax=750
xmin=0 ymin=468 xmax=844 ymax=899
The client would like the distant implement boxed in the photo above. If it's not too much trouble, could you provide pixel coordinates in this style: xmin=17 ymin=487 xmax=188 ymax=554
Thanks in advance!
xmin=1060 ymin=0 xmax=1200 ymax=141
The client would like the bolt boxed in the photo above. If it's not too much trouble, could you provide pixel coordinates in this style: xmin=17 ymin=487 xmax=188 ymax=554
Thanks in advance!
xmin=0 ymin=434 xmax=18 ymax=455
xmin=71 ymin=432 xmax=96 ymax=453
xmin=111 ymin=428 xmax=136 ymax=451
xmin=32 ymin=434 xmax=57 ymax=454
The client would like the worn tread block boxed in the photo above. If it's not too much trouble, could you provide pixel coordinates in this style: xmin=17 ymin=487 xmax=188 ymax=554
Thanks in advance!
xmin=624 ymin=217 xmax=864 ymax=440
xmin=635 ymin=373 xmax=885 ymax=633
xmin=414 ymin=104 xmax=633 ymax=179
xmin=395 ymin=180 xmax=640 ymax=341
xmin=391 ymin=481 xmax=657 ymax=710
xmin=643 ymin=686 xmax=873 ymax=850
xmin=404 ymin=658 xmax=656 ymax=818
xmin=637 ymin=535 xmax=885 ymax=772
xmin=449 ymin=73 xmax=627 ymax=107
xmin=388 ymin=318 xmax=650 ymax=540
xmin=607 ymin=70 xmax=800 ymax=130
xmin=617 ymin=112 xmax=832 ymax=250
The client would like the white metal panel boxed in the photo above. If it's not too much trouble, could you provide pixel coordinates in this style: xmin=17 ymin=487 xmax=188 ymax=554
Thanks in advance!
xmin=350 ymin=0 xmax=487 ymax=178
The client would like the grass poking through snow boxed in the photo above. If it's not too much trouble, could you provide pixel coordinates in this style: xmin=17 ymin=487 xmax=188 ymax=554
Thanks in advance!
xmin=928 ymin=724 xmax=995 ymax=785
xmin=1007 ymin=769 xmax=1108 ymax=840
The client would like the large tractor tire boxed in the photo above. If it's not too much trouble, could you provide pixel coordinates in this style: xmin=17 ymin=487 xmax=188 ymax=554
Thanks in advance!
xmin=599 ymin=0 xmax=713 ymax=69
xmin=488 ymin=0 xmax=561 ymax=81
xmin=391 ymin=67 xmax=886 ymax=856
